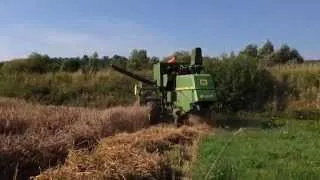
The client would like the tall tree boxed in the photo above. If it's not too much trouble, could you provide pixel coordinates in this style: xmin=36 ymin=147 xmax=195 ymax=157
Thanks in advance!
xmin=89 ymin=51 xmax=99 ymax=74
xmin=277 ymin=44 xmax=291 ymax=63
xmin=240 ymin=44 xmax=258 ymax=58
xmin=289 ymin=48 xmax=304 ymax=63
xmin=259 ymin=40 xmax=274 ymax=57
xmin=128 ymin=49 xmax=149 ymax=70
xmin=110 ymin=54 xmax=128 ymax=69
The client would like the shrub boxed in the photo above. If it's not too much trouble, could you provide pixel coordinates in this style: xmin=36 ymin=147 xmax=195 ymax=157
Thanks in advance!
xmin=204 ymin=57 xmax=275 ymax=112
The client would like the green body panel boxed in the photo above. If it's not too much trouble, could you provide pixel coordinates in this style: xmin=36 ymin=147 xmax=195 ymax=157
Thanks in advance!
xmin=176 ymin=90 xmax=194 ymax=112
xmin=175 ymin=74 xmax=216 ymax=112
xmin=176 ymin=74 xmax=214 ymax=90
xmin=153 ymin=63 xmax=161 ymax=87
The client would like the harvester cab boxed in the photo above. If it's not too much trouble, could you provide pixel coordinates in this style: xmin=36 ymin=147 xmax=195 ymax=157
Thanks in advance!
xmin=111 ymin=47 xmax=217 ymax=126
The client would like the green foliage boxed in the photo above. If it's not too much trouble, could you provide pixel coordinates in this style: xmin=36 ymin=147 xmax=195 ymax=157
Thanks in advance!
xmin=240 ymin=44 xmax=258 ymax=58
xmin=288 ymin=48 xmax=304 ymax=63
xmin=0 ymin=41 xmax=304 ymax=75
xmin=259 ymin=42 xmax=304 ymax=66
xmin=277 ymin=44 xmax=292 ymax=63
xmin=204 ymin=56 xmax=275 ymax=112
xmin=192 ymin=120 xmax=320 ymax=180
xmin=1 ymin=52 xmax=56 ymax=74
xmin=59 ymin=57 xmax=81 ymax=72
xmin=127 ymin=49 xmax=156 ymax=70
xmin=259 ymin=40 xmax=274 ymax=57
xmin=0 ymin=42 xmax=311 ymax=113
xmin=109 ymin=54 xmax=128 ymax=69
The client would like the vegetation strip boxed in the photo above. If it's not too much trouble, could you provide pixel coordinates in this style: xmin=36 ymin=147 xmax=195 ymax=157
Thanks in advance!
xmin=192 ymin=119 xmax=320 ymax=180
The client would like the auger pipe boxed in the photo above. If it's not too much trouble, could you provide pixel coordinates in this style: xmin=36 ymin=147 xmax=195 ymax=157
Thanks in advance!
xmin=111 ymin=64 xmax=156 ymax=85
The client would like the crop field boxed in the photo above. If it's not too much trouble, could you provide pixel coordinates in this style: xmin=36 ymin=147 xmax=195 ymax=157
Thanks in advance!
xmin=0 ymin=53 xmax=319 ymax=179
xmin=1 ymin=1 xmax=320 ymax=178
xmin=0 ymin=98 xmax=151 ymax=179
xmin=0 ymin=97 xmax=212 ymax=180
xmin=1 ymin=96 xmax=320 ymax=180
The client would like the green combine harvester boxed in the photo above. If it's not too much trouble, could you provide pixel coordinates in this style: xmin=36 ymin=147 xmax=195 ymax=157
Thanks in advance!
xmin=111 ymin=47 xmax=217 ymax=126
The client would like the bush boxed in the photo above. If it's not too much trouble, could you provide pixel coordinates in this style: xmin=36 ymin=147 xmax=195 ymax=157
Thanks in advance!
xmin=204 ymin=57 xmax=275 ymax=112
xmin=0 ymin=53 xmax=58 ymax=74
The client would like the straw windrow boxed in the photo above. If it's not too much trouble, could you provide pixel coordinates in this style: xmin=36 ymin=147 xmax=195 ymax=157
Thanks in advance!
xmin=34 ymin=125 xmax=211 ymax=180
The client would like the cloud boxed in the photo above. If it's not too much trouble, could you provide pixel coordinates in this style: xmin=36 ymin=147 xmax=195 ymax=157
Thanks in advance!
xmin=0 ymin=20 xmax=179 ymax=61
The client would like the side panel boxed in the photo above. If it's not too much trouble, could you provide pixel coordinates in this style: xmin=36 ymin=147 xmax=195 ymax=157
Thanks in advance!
xmin=194 ymin=74 xmax=215 ymax=90
xmin=175 ymin=75 xmax=195 ymax=90
xmin=153 ymin=63 xmax=161 ymax=87
xmin=176 ymin=90 xmax=194 ymax=112
xmin=194 ymin=90 xmax=216 ymax=101
xmin=175 ymin=74 xmax=214 ymax=90
xmin=175 ymin=74 xmax=216 ymax=112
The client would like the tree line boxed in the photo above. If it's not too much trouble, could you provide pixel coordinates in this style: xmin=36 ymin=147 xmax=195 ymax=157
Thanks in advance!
xmin=0 ymin=40 xmax=305 ymax=75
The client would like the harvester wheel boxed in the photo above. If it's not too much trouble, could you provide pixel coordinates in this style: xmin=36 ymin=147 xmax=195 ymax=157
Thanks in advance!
xmin=146 ymin=101 xmax=160 ymax=125
xmin=173 ymin=108 xmax=183 ymax=127
xmin=203 ymin=107 xmax=217 ymax=127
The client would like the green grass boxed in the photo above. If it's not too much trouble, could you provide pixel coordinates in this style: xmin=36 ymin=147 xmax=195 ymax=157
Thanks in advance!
xmin=192 ymin=119 xmax=320 ymax=180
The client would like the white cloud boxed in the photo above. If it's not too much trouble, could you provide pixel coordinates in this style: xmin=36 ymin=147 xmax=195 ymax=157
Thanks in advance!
xmin=0 ymin=20 xmax=180 ymax=61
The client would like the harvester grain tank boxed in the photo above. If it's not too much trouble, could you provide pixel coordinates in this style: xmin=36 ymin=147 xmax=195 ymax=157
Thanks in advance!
xmin=111 ymin=47 xmax=217 ymax=125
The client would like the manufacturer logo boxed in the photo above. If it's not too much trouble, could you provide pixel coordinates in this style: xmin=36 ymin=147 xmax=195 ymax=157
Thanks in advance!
xmin=200 ymin=79 xmax=208 ymax=86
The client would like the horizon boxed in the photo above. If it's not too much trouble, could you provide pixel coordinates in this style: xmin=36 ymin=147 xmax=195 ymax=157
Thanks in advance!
xmin=1 ymin=0 xmax=320 ymax=61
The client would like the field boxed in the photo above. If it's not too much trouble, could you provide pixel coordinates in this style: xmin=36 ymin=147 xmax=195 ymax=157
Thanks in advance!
xmin=0 ymin=61 xmax=319 ymax=180
xmin=0 ymin=98 xmax=151 ymax=179
xmin=192 ymin=119 xmax=320 ymax=180
xmin=0 ymin=97 xmax=211 ymax=180
xmin=2 ymin=97 xmax=320 ymax=180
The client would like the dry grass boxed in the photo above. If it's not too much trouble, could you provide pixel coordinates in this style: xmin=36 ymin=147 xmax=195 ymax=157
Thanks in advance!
xmin=0 ymin=97 xmax=150 ymax=179
xmin=267 ymin=63 xmax=320 ymax=114
xmin=268 ymin=62 xmax=320 ymax=74
xmin=34 ymin=124 xmax=211 ymax=180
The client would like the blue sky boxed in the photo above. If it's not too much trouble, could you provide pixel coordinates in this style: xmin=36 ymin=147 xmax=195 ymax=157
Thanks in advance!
xmin=0 ymin=0 xmax=320 ymax=60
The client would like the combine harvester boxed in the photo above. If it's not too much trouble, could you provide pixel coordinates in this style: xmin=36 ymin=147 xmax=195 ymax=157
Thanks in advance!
xmin=111 ymin=47 xmax=217 ymax=126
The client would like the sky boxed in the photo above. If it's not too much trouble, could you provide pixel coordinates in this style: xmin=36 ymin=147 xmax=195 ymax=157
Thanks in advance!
xmin=0 ymin=0 xmax=320 ymax=61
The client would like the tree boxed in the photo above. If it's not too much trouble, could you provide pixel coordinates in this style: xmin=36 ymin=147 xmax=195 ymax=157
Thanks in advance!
xmin=277 ymin=44 xmax=291 ymax=63
xmin=240 ymin=44 xmax=258 ymax=58
xmin=150 ymin=56 xmax=160 ymax=64
xmin=230 ymin=51 xmax=237 ymax=58
xmin=110 ymin=54 xmax=128 ymax=69
xmin=26 ymin=52 xmax=51 ymax=73
xmin=289 ymin=48 xmax=304 ymax=63
xmin=128 ymin=49 xmax=149 ymax=70
xmin=101 ymin=56 xmax=110 ymax=68
xmin=204 ymin=56 xmax=275 ymax=112
xmin=80 ymin=54 xmax=90 ymax=73
xmin=259 ymin=40 xmax=274 ymax=57
xmin=59 ymin=57 xmax=81 ymax=72
xmin=88 ymin=51 xmax=99 ymax=74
